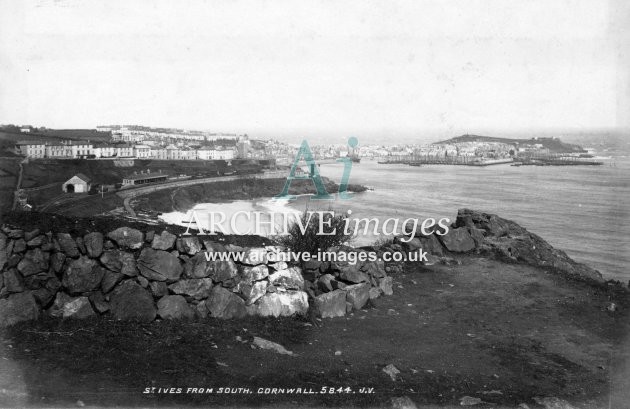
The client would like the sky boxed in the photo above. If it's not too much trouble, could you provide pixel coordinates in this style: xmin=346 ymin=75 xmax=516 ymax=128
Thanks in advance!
xmin=0 ymin=0 xmax=628 ymax=143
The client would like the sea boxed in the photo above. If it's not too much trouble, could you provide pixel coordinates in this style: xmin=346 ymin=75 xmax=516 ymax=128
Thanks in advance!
xmin=160 ymin=132 xmax=630 ymax=282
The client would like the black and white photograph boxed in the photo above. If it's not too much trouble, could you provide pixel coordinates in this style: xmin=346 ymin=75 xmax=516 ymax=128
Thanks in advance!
xmin=0 ymin=1 xmax=629 ymax=408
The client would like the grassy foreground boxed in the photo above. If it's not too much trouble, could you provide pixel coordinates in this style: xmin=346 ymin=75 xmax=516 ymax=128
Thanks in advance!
xmin=0 ymin=255 xmax=628 ymax=409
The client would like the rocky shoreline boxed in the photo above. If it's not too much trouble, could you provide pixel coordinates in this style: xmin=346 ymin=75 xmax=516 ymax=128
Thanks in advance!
xmin=135 ymin=177 xmax=369 ymax=213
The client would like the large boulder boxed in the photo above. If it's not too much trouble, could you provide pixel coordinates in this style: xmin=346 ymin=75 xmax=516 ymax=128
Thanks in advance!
xmin=438 ymin=227 xmax=476 ymax=253
xmin=109 ymin=280 xmax=156 ymax=322
xmin=253 ymin=291 xmax=308 ymax=317
xmin=157 ymin=295 xmax=195 ymax=320
xmin=206 ymin=286 xmax=247 ymax=319
xmin=345 ymin=283 xmax=370 ymax=310
xmin=0 ymin=292 xmax=40 ymax=327
xmin=168 ymin=278 xmax=213 ymax=300
xmin=313 ymin=290 xmax=347 ymax=318
xmin=83 ymin=232 xmax=104 ymax=258
xmin=268 ymin=267 xmax=304 ymax=290
xmin=100 ymin=250 xmax=137 ymax=276
xmin=137 ymin=248 xmax=183 ymax=282
xmin=62 ymin=257 xmax=104 ymax=294
xmin=56 ymin=233 xmax=79 ymax=257
xmin=151 ymin=231 xmax=177 ymax=251
xmin=457 ymin=209 xmax=604 ymax=283
xmin=107 ymin=227 xmax=144 ymax=250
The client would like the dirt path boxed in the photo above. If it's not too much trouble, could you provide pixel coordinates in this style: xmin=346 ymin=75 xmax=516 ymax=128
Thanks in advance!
xmin=1 ymin=256 xmax=628 ymax=408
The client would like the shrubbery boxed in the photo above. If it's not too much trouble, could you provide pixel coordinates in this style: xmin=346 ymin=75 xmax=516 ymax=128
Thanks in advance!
xmin=278 ymin=210 xmax=353 ymax=255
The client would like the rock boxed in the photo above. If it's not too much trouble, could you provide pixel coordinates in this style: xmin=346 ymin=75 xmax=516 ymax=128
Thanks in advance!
xmin=345 ymin=283 xmax=370 ymax=310
xmin=179 ymin=236 xmax=203 ymax=255
xmin=240 ymin=280 xmax=267 ymax=305
xmin=203 ymin=240 xmax=227 ymax=253
xmin=338 ymin=265 xmax=370 ymax=284
xmin=83 ymin=232 xmax=104 ymax=258
xmin=50 ymin=252 xmax=66 ymax=273
xmin=100 ymin=250 xmax=137 ymax=277
xmin=88 ymin=292 xmax=110 ymax=313
xmin=24 ymin=229 xmax=40 ymax=241
xmin=459 ymin=396 xmax=483 ymax=406
xmin=168 ymin=278 xmax=214 ymax=300
xmin=206 ymin=286 xmax=247 ymax=319
xmin=0 ymin=247 xmax=6 ymax=272
xmin=3 ymin=269 xmax=25 ymax=293
xmin=240 ymin=264 xmax=269 ymax=282
xmin=62 ymin=257 xmax=104 ymax=294
xmin=145 ymin=230 xmax=155 ymax=243
xmin=242 ymin=247 xmax=267 ymax=265
xmin=317 ymin=274 xmax=335 ymax=292
xmin=184 ymin=253 xmax=238 ymax=282
xmin=5 ymin=228 xmax=24 ymax=239
xmin=383 ymin=363 xmax=401 ymax=381
xmin=6 ymin=254 xmax=20 ymax=268
xmin=143 ymin=282 xmax=163 ymax=299
xmin=109 ymin=280 xmax=156 ymax=322
xmin=157 ymin=295 xmax=195 ymax=320
xmin=60 ymin=296 xmax=95 ymax=319
xmin=391 ymin=396 xmax=418 ymax=409
xmin=0 ymin=292 xmax=40 ymax=327
xmin=26 ymin=235 xmax=45 ymax=248
xmin=195 ymin=300 xmax=209 ymax=319
xmin=313 ymin=290 xmax=346 ymax=318
xmin=532 ymin=397 xmax=578 ymax=409
xmin=379 ymin=276 xmax=394 ymax=296
xmin=468 ymin=228 xmax=485 ymax=247
xmin=369 ymin=287 xmax=382 ymax=300
xmin=32 ymin=287 xmax=56 ymax=307
xmin=17 ymin=248 xmax=49 ymax=276
xmin=252 ymin=336 xmax=295 ymax=356
xmin=303 ymin=260 xmax=323 ymax=271
xmin=268 ymin=261 xmax=288 ymax=271
xmin=56 ymin=233 xmax=79 ymax=257
xmin=268 ymin=267 xmax=304 ymax=290
xmin=23 ymin=273 xmax=50 ymax=290
xmin=137 ymin=275 xmax=149 ymax=288
xmin=253 ymin=291 xmax=308 ymax=317
xmin=12 ymin=239 xmax=26 ymax=254
xmin=362 ymin=259 xmax=386 ymax=278
xmin=209 ymin=260 xmax=239 ymax=283
xmin=151 ymin=231 xmax=177 ymax=250
xmin=438 ymin=227 xmax=476 ymax=253
xmin=101 ymin=269 xmax=123 ymax=293
xmin=107 ymin=227 xmax=144 ymax=250
xmin=137 ymin=248 xmax=183 ymax=282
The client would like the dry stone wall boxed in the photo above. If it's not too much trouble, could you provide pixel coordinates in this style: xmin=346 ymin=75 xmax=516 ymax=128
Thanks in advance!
xmin=0 ymin=225 xmax=392 ymax=327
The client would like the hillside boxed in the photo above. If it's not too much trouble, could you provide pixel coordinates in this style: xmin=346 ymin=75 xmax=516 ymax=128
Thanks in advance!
xmin=436 ymin=134 xmax=587 ymax=153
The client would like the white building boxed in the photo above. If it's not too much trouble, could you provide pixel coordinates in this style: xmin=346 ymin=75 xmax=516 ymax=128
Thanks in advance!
xmin=62 ymin=174 xmax=91 ymax=193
